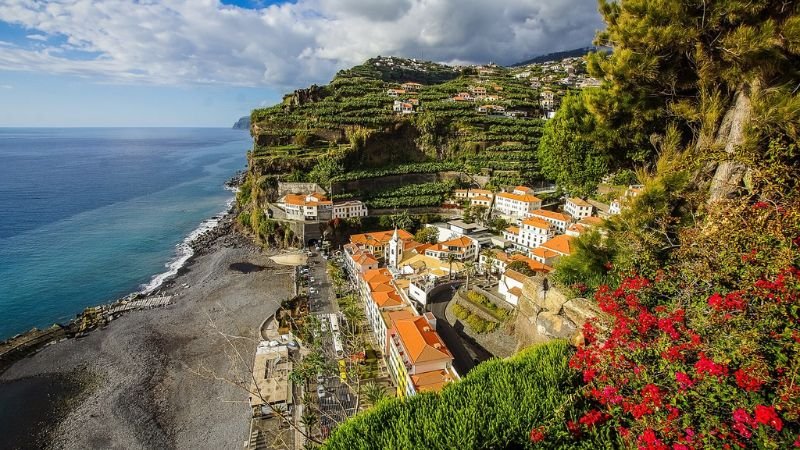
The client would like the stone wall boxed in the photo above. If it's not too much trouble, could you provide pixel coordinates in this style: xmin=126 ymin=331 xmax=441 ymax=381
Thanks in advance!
xmin=513 ymin=275 xmax=604 ymax=352
xmin=277 ymin=182 xmax=326 ymax=197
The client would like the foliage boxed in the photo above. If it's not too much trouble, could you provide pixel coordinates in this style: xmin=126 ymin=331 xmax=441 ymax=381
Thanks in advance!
xmin=464 ymin=290 xmax=509 ymax=321
xmin=323 ymin=340 xmax=612 ymax=450
xmin=415 ymin=226 xmax=439 ymax=245
xmin=452 ymin=303 xmax=498 ymax=334
xmin=507 ymin=260 xmax=537 ymax=278
xmin=537 ymin=92 xmax=611 ymax=195
xmin=554 ymin=230 xmax=619 ymax=295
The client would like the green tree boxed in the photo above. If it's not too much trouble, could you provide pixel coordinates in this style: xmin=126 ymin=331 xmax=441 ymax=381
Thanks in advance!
xmin=537 ymin=92 xmax=610 ymax=195
xmin=506 ymin=260 xmax=535 ymax=277
xmin=414 ymin=226 xmax=439 ymax=244
xmin=361 ymin=381 xmax=387 ymax=407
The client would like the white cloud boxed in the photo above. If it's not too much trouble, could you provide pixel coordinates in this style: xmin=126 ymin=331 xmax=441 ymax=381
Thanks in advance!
xmin=0 ymin=0 xmax=603 ymax=90
xmin=0 ymin=84 xmax=12 ymax=89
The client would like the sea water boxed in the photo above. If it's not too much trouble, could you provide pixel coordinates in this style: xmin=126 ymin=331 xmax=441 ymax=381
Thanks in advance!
xmin=0 ymin=128 xmax=249 ymax=339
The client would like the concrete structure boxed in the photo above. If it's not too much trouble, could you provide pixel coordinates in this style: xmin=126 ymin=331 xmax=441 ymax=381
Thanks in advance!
xmin=564 ymin=198 xmax=593 ymax=220
xmin=249 ymin=341 xmax=293 ymax=418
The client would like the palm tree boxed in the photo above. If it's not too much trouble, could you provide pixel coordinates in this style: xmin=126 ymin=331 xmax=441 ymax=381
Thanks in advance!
xmin=480 ymin=248 xmax=497 ymax=280
xmin=362 ymin=381 xmax=387 ymax=407
xmin=300 ymin=411 xmax=319 ymax=435
xmin=464 ymin=261 xmax=475 ymax=291
xmin=446 ymin=253 xmax=457 ymax=280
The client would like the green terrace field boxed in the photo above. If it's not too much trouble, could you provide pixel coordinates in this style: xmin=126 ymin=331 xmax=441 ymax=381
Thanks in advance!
xmin=247 ymin=57 xmax=558 ymax=197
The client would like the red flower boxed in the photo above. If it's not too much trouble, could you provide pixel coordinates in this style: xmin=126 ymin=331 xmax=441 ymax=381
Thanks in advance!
xmin=733 ymin=408 xmax=754 ymax=426
xmin=672 ymin=445 xmax=689 ymax=450
xmin=583 ymin=368 xmax=597 ymax=383
xmin=579 ymin=409 xmax=610 ymax=428
xmin=754 ymin=405 xmax=783 ymax=432
xmin=734 ymin=369 xmax=764 ymax=392
xmin=675 ymin=372 xmax=694 ymax=390
xmin=695 ymin=353 xmax=729 ymax=378
xmin=529 ymin=426 xmax=545 ymax=443
xmin=732 ymin=421 xmax=752 ymax=439
xmin=566 ymin=420 xmax=581 ymax=437
xmin=752 ymin=201 xmax=769 ymax=209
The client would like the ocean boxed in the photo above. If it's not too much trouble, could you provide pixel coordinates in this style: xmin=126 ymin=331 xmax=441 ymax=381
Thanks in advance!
xmin=0 ymin=128 xmax=250 ymax=339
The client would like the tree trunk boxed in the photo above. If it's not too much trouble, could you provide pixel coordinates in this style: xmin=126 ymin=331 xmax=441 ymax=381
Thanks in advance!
xmin=706 ymin=83 xmax=755 ymax=202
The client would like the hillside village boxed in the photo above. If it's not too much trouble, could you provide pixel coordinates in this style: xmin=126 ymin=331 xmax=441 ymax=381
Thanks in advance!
xmin=238 ymin=52 xmax=623 ymax=448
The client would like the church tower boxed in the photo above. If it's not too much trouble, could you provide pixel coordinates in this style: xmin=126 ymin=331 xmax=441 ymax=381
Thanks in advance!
xmin=387 ymin=227 xmax=403 ymax=269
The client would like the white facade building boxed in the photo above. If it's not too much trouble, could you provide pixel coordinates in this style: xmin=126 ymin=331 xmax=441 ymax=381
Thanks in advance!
xmin=332 ymin=200 xmax=368 ymax=219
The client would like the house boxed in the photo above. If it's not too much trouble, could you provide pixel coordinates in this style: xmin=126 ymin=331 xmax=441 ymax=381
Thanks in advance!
xmin=479 ymin=249 xmax=552 ymax=277
xmin=361 ymin=268 xmax=408 ymax=351
xmin=452 ymin=92 xmax=474 ymax=102
xmin=470 ymin=86 xmax=487 ymax=96
xmin=609 ymin=199 xmax=622 ymax=215
xmin=401 ymin=82 xmax=423 ymax=91
xmin=493 ymin=191 xmax=542 ymax=219
xmin=513 ymin=185 xmax=536 ymax=196
xmin=393 ymin=100 xmax=415 ymax=114
xmin=387 ymin=88 xmax=407 ymax=97
xmin=343 ymin=243 xmax=379 ymax=276
xmin=471 ymin=195 xmax=492 ymax=207
xmin=504 ymin=110 xmax=528 ymax=118
xmin=476 ymin=104 xmax=506 ymax=115
xmin=350 ymin=229 xmax=414 ymax=259
xmin=332 ymin=200 xmax=368 ymax=219
xmin=453 ymin=188 xmax=493 ymax=201
xmin=509 ymin=217 xmax=553 ymax=250
xmin=279 ymin=192 xmax=332 ymax=221
xmin=528 ymin=209 xmax=570 ymax=234
xmin=423 ymin=236 xmax=479 ymax=262
xmin=530 ymin=234 xmax=575 ymax=265
xmin=387 ymin=314 xmax=458 ymax=397
xmin=498 ymin=269 xmax=528 ymax=307
xmin=540 ymin=90 xmax=556 ymax=110
xmin=445 ymin=219 xmax=488 ymax=236
xmin=564 ymin=198 xmax=593 ymax=220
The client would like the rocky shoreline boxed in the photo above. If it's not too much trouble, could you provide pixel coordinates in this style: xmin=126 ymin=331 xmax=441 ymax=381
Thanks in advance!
xmin=0 ymin=195 xmax=293 ymax=448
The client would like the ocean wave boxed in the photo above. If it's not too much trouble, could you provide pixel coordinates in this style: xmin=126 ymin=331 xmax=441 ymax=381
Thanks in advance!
xmin=139 ymin=195 xmax=235 ymax=295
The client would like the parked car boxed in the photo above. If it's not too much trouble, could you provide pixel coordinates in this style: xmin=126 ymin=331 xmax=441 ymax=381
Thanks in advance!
xmin=316 ymin=385 xmax=326 ymax=398
xmin=309 ymin=276 xmax=315 ymax=283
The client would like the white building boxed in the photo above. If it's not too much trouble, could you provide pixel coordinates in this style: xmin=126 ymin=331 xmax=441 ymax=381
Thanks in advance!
xmin=393 ymin=100 xmax=415 ymax=114
xmin=564 ymin=198 xmax=593 ymax=220
xmin=494 ymin=192 xmax=542 ymax=219
xmin=454 ymin=188 xmax=493 ymax=201
xmin=332 ymin=200 xmax=368 ymax=219
xmin=498 ymin=269 xmax=527 ymax=307
xmin=423 ymin=236 xmax=480 ymax=262
xmin=528 ymin=209 xmax=570 ymax=234
xmin=279 ymin=192 xmax=332 ymax=221
xmin=504 ymin=217 xmax=553 ymax=250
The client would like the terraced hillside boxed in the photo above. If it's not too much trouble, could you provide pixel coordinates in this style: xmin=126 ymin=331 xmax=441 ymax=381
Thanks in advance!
xmin=244 ymin=56 xmax=568 ymax=209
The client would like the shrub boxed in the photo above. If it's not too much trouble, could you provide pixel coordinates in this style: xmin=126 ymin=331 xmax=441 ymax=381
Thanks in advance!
xmin=323 ymin=340 xmax=610 ymax=449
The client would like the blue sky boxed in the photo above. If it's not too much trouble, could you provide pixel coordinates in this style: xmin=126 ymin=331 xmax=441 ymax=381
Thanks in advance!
xmin=0 ymin=0 xmax=602 ymax=127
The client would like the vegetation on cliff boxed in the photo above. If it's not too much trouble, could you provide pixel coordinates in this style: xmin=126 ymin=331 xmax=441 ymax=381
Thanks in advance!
xmin=323 ymin=0 xmax=800 ymax=448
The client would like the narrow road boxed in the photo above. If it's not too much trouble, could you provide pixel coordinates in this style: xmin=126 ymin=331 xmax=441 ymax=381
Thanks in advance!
xmin=427 ymin=287 xmax=493 ymax=376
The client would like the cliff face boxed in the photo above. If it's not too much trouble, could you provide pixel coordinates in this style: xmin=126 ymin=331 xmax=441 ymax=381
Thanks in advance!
xmin=232 ymin=116 xmax=250 ymax=130
xmin=513 ymin=276 xmax=604 ymax=351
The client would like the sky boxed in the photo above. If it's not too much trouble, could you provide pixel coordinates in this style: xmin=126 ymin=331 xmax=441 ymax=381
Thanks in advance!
xmin=0 ymin=0 xmax=604 ymax=127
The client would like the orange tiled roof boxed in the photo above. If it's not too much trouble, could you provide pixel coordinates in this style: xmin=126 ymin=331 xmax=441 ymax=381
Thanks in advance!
xmin=472 ymin=195 xmax=492 ymax=202
xmin=394 ymin=316 xmax=452 ymax=364
xmin=580 ymin=216 xmax=603 ymax=226
xmin=504 ymin=269 xmax=529 ymax=283
xmin=411 ymin=369 xmax=454 ymax=393
xmin=350 ymin=229 xmax=413 ymax=247
xmin=514 ymin=185 xmax=535 ymax=194
xmin=567 ymin=197 xmax=591 ymax=207
xmin=362 ymin=268 xmax=391 ymax=283
xmin=497 ymin=192 xmax=541 ymax=203
xmin=283 ymin=193 xmax=332 ymax=207
xmin=505 ymin=226 xmax=520 ymax=234
xmin=509 ymin=254 xmax=553 ymax=273
xmin=522 ymin=217 xmax=551 ymax=229
xmin=568 ymin=223 xmax=586 ymax=234
xmin=541 ymin=235 xmax=575 ymax=255
xmin=531 ymin=247 xmax=560 ymax=260
xmin=440 ymin=236 xmax=473 ymax=249
xmin=372 ymin=290 xmax=404 ymax=308
xmin=508 ymin=286 xmax=524 ymax=297
xmin=531 ymin=209 xmax=569 ymax=222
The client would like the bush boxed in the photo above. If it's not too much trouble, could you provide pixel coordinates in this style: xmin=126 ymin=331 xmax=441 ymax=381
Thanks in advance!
xmin=323 ymin=341 xmax=610 ymax=449
xmin=452 ymin=302 xmax=499 ymax=333
xmin=465 ymin=291 xmax=509 ymax=321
